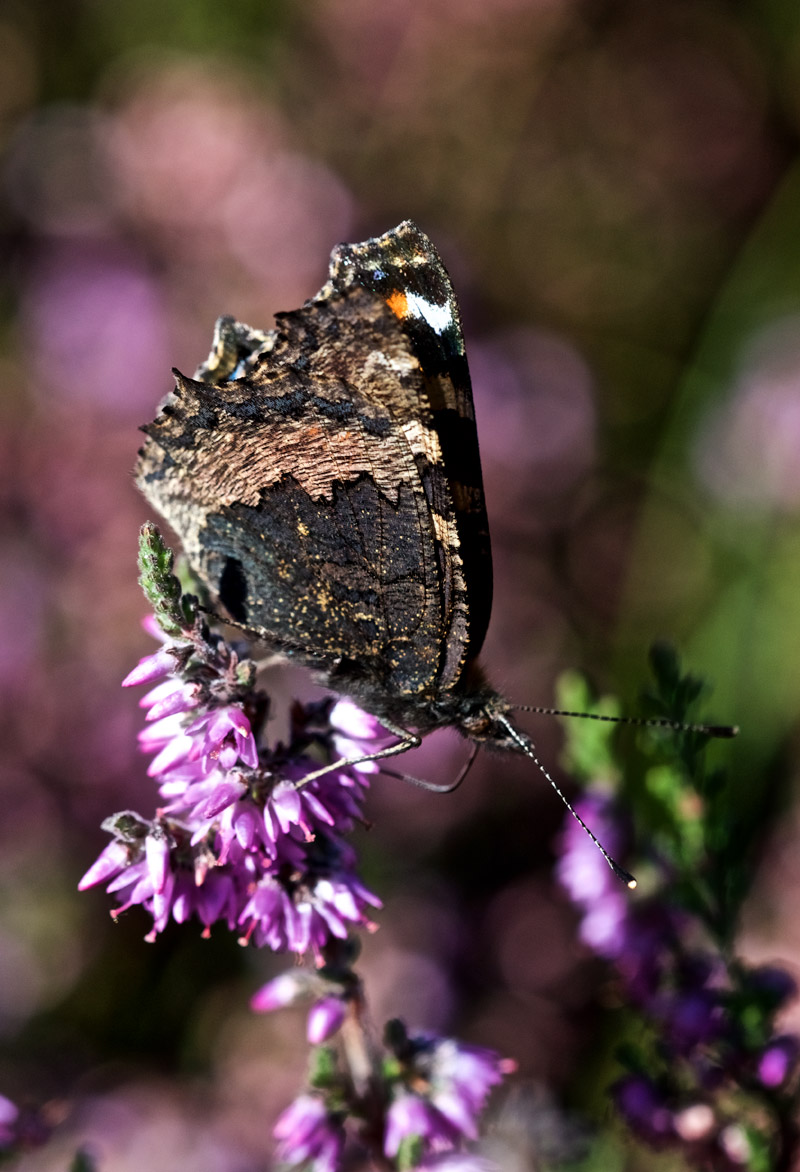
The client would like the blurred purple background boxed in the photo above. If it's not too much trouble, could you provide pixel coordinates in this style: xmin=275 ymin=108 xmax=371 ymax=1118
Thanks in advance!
xmin=3 ymin=2 xmax=800 ymax=1166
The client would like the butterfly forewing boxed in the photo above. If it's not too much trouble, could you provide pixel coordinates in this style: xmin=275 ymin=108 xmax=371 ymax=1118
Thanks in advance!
xmin=323 ymin=221 xmax=493 ymax=676
xmin=135 ymin=224 xmax=492 ymax=720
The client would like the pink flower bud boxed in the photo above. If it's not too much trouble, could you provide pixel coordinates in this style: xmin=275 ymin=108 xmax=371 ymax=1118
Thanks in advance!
xmin=122 ymin=647 xmax=176 ymax=687
xmin=307 ymin=996 xmax=346 ymax=1044
xmin=251 ymin=972 xmax=307 ymax=1013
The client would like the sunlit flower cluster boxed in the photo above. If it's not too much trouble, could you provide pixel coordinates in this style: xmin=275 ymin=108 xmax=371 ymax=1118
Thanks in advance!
xmin=558 ymin=788 xmax=800 ymax=1165
xmin=80 ymin=611 xmax=383 ymax=956
xmin=383 ymin=1030 xmax=514 ymax=1158
xmin=270 ymin=1021 xmax=512 ymax=1172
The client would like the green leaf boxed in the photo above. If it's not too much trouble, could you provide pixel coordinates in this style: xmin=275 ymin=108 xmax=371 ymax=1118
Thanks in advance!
xmin=137 ymin=523 xmax=193 ymax=636
xmin=308 ymin=1045 xmax=339 ymax=1089
xmin=396 ymin=1133 xmax=424 ymax=1171
xmin=555 ymin=671 xmax=621 ymax=783
xmin=69 ymin=1149 xmax=98 ymax=1172
xmin=618 ymin=161 xmax=800 ymax=839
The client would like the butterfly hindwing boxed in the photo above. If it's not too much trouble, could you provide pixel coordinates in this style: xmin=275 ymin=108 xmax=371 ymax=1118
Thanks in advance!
xmin=136 ymin=273 xmax=476 ymax=705
xmin=136 ymin=221 xmax=496 ymax=731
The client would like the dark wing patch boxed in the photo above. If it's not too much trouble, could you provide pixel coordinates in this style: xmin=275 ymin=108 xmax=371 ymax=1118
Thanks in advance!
xmin=322 ymin=221 xmax=493 ymax=669
xmin=135 ymin=283 xmax=471 ymax=700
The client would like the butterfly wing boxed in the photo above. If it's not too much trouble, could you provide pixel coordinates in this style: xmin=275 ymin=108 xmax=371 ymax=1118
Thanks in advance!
xmin=324 ymin=221 xmax=493 ymax=677
xmin=135 ymin=223 xmax=492 ymax=704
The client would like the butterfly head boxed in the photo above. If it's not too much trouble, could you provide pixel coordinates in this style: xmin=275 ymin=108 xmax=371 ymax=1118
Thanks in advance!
xmin=430 ymin=682 xmax=524 ymax=753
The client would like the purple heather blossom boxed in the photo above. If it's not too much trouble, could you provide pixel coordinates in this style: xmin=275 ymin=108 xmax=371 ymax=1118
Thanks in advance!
xmin=142 ymin=679 xmax=201 ymax=721
xmin=307 ymin=995 xmax=347 ymax=1044
xmin=263 ymin=779 xmax=317 ymax=842
xmin=385 ymin=1092 xmax=458 ymax=1157
xmin=655 ymin=988 xmax=723 ymax=1056
xmin=273 ymin=1094 xmax=344 ymax=1172
xmin=80 ymin=820 xmax=243 ymax=941
xmin=78 ymin=840 xmax=130 ymax=890
xmin=122 ymin=645 xmax=181 ymax=687
xmin=748 ymin=965 xmax=798 ymax=1008
xmin=288 ymin=762 xmax=371 ymax=833
xmin=106 ymin=853 xmax=174 ymax=939
xmin=417 ymin=1157 xmax=501 ymax=1172
xmin=329 ymin=697 xmax=389 ymax=772
xmin=425 ymin=1039 xmax=512 ymax=1140
xmin=186 ymin=705 xmax=259 ymax=770
xmin=239 ymin=865 xmax=381 ymax=958
xmin=577 ymin=891 xmax=628 ymax=956
xmin=0 ymin=1096 xmax=18 ymax=1148
xmin=141 ymin=717 xmax=195 ymax=772
xmin=174 ymin=868 xmax=240 ymax=935
xmin=194 ymin=775 xmax=248 ymax=821
xmin=385 ymin=1033 xmax=513 ymax=1161
xmin=612 ymin=1075 xmax=674 ymax=1145
xmin=556 ymin=793 xmax=630 ymax=959
xmin=251 ymin=971 xmax=312 ymax=1013
xmin=250 ymin=974 xmax=347 ymax=1042
xmin=757 ymin=1036 xmax=799 ymax=1088
xmin=145 ymin=831 xmax=170 ymax=893
xmin=613 ymin=906 xmax=677 ymax=1005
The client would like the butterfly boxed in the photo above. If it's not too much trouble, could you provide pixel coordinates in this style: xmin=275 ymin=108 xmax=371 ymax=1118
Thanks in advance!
xmin=136 ymin=221 xmax=733 ymax=883
xmin=135 ymin=221 xmax=520 ymax=754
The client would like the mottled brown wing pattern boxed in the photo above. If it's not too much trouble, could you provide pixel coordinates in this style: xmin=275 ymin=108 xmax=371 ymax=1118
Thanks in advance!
xmin=321 ymin=221 xmax=493 ymax=679
xmin=136 ymin=282 xmax=471 ymax=700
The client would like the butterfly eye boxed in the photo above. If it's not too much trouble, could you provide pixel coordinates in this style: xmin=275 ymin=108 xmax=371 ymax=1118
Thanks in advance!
xmin=219 ymin=556 xmax=249 ymax=623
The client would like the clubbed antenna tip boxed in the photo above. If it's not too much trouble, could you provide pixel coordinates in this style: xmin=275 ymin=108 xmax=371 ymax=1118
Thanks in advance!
xmin=610 ymin=861 xmax=638 ymax=889
xmin=495 ymin=715 xmax=638 ymax=891
xmin=707 ymin=724 xmax=739 ymax=739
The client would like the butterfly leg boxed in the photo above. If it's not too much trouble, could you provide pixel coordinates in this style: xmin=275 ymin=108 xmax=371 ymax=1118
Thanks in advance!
xmin=379 ymin=741 xmax=480 ymax=794
xmin=292 ymin=721 xmax=421 ymax=789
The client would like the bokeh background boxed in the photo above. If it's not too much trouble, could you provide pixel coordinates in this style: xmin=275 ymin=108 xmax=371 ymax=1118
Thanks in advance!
xmin=3 ymin=1 xmax=800 ymax=1168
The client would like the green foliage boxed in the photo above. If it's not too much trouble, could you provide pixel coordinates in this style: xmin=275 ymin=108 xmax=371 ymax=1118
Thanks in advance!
xmin=137 ymin=522 xmax=197 ymax=637
xmin=396 ymin=1134 xmax=425 ymax=1171
xmin=309 ymin=1045 xmax=340 ymax=1091
xmin=557 ymin=649 xmax=799 ymax=1169
xmin=68 ymin=1149 xmax=97 ymax=1172
xmin=561 ymin=646 xmax=749 ymax=939
xmin=619 ymin=160 xmax=800 ymax=836
xmin=27 ymin=0 xmax=291 ymax=104
xmin=556 ymin=671 xmax=622 ymax=785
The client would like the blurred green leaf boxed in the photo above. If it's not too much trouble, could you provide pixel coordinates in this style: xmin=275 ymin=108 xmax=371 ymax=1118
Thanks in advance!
xmin=619 ymin=161 xmax=800 ymax=841
xmin=68 ymin=1150 xmax=97 ymax=1172
xmin=556 ymin=671 xmax=622 ymax=783
xmin=308 ymin=1044 xmax=339 ymax=1090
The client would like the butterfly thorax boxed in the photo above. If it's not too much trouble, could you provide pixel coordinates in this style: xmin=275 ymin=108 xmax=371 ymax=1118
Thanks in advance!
xmin=328 ymin=655 xmax=516 ymax=749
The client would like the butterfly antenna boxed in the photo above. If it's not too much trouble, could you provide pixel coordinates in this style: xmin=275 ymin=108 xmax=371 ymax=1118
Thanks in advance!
xmin=495 ymin=713 xmax=637 ymax=889
xmin=379 ymin=742 xmax=480 ymax=794
xmin=511 ymin=705 xmax=738 ymax=739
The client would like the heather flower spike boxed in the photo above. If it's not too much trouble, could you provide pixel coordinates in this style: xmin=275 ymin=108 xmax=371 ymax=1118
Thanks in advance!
xmin=82 ymin=525 xmax=519 ymax=1169
xmin=379 ymin=1019 xmax=513 ymax=1163
xmin=307 ymin=995 xmax=348 ymax=1044
xmin=89 ymin=524 xmax=775 ymax=1170
xmin=0 ymin=1096 xmax=19 ymax=1149
xmin=555 ymin=660 xmax=800 ymax=1168
xmin=0 ymin=1095 xmax=52 ymax=1158
xmin=273 ymin=1095 xmax=345 ymax=1171
xmin=80 ymin=525 xmax=382 ymax=956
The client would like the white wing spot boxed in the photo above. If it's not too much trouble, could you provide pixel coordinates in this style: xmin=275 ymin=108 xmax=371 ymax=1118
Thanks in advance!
xmin=404 ymin=292 xmax=453 ymax=337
